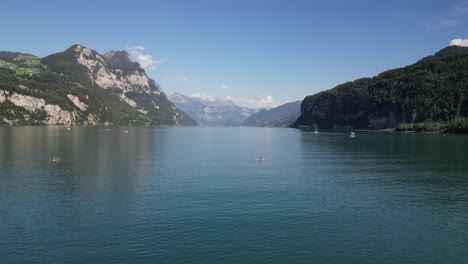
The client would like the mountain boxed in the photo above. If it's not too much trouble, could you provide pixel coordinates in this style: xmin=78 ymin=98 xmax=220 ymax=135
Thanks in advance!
xmin=241 ymin=101 xmax=301 ymax=127
xmin=196 ymin=97 xmax=237 ymax=107
xmin=418 ymin=45 xmax=468 ymax=63
xmin=0 ymin=45 xmax=196 ymax=126
xmin=168 ymin=92 xmax=259 ymax=126
xmin=293 ymin=46 xmax=468 ymax=133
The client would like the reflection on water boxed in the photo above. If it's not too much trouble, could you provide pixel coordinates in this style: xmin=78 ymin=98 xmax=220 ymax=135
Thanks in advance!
xmin=298 ymin=130 xmax=468 ymax=264
xmin=1 ymin=127 xmax=467 ymax=264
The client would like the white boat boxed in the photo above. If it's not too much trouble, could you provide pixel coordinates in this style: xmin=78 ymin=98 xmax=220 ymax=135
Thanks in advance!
xmin=349 ymin=131 xmax=356 ymax=138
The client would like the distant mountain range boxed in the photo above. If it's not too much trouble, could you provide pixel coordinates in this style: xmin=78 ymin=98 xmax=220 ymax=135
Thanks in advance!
xmin=0 ymin=45 xmax=195 ymax=126
xmin=168 ymin=92 xmax=259 ymax=126
xmin=293 ymin=46 xmax=468 ymax=133
xmin=241 ymin=101 xmax=301 ymax=127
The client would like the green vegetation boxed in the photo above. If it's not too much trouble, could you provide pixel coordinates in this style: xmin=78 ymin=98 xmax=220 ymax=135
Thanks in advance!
xmin=447 ymin=117 xmax=468 ymax=133
xmin=396 ymin=121 xmax=447 ymax=132
xmin=0 ymin=46 xmax=196 ymax=126
xmin=0 ymin=101 xmax=47 ymax=125
xmin=294 ymin=46 xmax=468 ymax=133
xmin=0 ymin=52 xmax=42 ymax=75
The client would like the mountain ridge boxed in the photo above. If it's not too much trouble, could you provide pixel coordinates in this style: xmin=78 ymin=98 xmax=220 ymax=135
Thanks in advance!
xmin=294 ymin=46 xmax=468 ymax=133
xmin=241 ymin=101 xmax=301 ymax=127
xmin=0 ymin=44 xmax=196 ymax=126
xmin=168 ymin=92 xmax=259 ymax=126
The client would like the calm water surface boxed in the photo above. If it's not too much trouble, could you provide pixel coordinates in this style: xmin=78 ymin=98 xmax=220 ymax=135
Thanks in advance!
xmin=1 ymin=127 xmax=467 ymax=263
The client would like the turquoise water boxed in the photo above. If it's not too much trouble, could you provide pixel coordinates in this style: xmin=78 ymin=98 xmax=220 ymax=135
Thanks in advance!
xmin=1 ymin=127 xmax=467 ymax=263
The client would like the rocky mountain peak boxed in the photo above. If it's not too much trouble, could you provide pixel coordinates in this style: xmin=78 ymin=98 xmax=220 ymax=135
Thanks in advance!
xmin=104 ymin=50 xmax=131 ymax=60
xmin=103 ymin=50 xmax=142 ymax=73
xmin=2 ymin=45 xmax=196 ymax=126
xmin=70 ymin=44 xmax=103 ymax=60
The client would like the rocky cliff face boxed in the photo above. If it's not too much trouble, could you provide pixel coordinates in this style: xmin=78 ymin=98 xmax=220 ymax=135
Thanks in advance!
xmin=75 ymin=46 xmax=157 ymax=94
xmin=72 ymin=45 xmax=161 ymax=113
xmin=0 ymin=45 xmax=196 ymax=126
xmin=0 ymin=89 xmax=77 ymax=125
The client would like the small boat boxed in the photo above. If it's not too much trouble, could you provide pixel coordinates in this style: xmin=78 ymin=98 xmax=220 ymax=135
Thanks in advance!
xmin=51 ymin=157 xmax=61 ymax=163
xmin=349 ymin=131 xmax=356 ymax=138
xmin=256 ymin=157 xmax=266 ymax=161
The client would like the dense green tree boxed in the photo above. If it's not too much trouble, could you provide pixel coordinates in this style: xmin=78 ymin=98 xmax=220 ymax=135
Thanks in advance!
xmin=294 ymin=46 xmax=468 ymax=133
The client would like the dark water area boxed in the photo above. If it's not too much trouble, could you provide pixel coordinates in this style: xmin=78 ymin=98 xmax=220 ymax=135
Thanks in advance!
xmin=1 ymin=127 xmax=467 ymax=263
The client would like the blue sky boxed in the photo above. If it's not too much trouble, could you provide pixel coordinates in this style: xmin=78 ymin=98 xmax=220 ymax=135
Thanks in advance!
xmin=1 ymin=0 xmax=468 ymax=108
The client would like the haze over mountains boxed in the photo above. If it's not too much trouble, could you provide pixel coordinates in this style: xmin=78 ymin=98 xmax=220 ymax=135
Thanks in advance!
xmin=241 ymin=101 xmax=301 ymax=127
xmin=168 ymin=92 xmax=259 ymax=126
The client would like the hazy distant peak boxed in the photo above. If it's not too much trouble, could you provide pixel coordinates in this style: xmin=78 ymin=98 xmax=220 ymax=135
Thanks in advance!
xmin=202 ymin=98 xmax=237 ymax=107
xmin=241 ymin=101 xmax=301 ymax=127
xmin=171 ymin=92 xmax=187 ymax=97
xmin=170 ymin=92 xmax=238 ymax=107
xmin=168 ymin=91 xmax=258 ymax=126
xmin=190 ymin=95 xmax=238 ymax=107
xmin=169 ymin=92 xmax=192 ymax=103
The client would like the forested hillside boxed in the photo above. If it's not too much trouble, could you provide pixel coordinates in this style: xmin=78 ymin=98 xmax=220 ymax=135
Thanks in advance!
xmin=294 ymin=46 xmax=468 ymax=133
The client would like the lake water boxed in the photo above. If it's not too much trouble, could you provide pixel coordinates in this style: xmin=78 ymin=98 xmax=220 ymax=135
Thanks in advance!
xmin=1 ymin=126 xmax=467 ymax=263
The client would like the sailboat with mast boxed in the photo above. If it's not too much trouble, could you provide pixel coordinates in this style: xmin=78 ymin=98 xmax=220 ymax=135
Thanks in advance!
xmin=349 ymin=126 xmax=356 ymax=138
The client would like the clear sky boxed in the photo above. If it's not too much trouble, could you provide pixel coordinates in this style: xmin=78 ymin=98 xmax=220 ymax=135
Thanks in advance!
xmin=1 ymin=0 xmax=468 ymax=108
